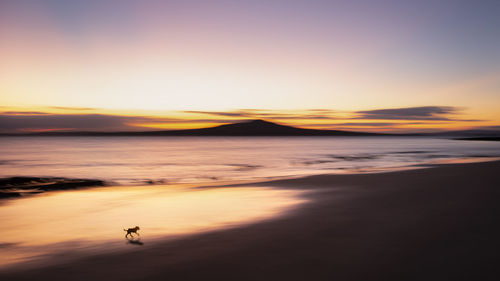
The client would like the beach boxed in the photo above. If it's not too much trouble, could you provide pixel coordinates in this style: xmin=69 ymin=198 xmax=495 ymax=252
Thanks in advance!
xmin=2 ymin=160 xmax=500 ymax=281
xmin=3 ymin=1 xmax=500 ymax=280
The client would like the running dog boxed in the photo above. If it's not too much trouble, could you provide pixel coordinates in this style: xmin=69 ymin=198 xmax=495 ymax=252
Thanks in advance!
xmin=124 ymin=226 xmax=140 ymax=238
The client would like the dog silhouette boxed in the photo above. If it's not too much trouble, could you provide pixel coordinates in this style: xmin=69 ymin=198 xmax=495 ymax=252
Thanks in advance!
xmin=124 ymin=226 xmax=140 ymax=238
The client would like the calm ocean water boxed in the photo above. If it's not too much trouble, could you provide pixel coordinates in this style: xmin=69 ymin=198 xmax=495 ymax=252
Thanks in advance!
xmin=1 ymin=136 xmax=499 ymax=184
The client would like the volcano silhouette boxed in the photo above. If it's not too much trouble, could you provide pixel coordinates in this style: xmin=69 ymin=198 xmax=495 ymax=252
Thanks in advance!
xmin=13 ymin=119 xmax=383 ymax=136
xmin=124 ymin=119 xmax=378 ymax=136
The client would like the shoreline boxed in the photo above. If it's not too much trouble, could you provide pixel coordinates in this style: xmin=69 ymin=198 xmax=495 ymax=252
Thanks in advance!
xmin=2 ymin=156 xmax=499 ymax=201
xmin=2 ymin=160 xmax=500 ymax=280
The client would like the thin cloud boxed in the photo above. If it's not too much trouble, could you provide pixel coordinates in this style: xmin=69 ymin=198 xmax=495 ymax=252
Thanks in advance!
xmin=0 ymin=114 xmax=134 ymax=132
xmin=2 ymin=111 xmax=50 ymax=115
xmin=335 ymin=122 xmax=440 ymax=127
xmin=182 ymin=109 xmax=338 ymax=120
xmin=333 ymin=122 xmax=404 ymax=127
xmin=0 ymin=113 xmax=242 ymax=133
xmin=130 ymin=118 xmax=243 ymax=124
xmin=183 ymin=111 xmax=246 ymax=117
xmin=353 ymin=106 xmax=481 ymax=121
xmin=305 ymin=122 xmax=436 ymax=128
xmin=49 ymin=106 xmax=97 ymax=111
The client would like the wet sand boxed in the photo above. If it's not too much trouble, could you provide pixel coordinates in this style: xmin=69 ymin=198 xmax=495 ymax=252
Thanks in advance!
xmin=2 ymin=160 xmax=500 ymax=281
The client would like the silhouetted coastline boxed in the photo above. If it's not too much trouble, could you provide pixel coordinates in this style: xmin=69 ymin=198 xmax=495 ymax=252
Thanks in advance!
xmin=0 ymin=120 xmax=389 ymax=137
xmin=2 ymin=120 xmax=498 ymax=138
xmin=455 ymin=137 xmax=500 ymax=141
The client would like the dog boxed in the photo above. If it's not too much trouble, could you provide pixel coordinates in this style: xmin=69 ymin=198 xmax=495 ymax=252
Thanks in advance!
xmin=124 ymin=226 xmax=140 ymax=238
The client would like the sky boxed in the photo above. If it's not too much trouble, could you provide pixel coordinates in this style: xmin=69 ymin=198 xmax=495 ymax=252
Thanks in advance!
xmin=1 ymin=0 xmax=499 ymax=133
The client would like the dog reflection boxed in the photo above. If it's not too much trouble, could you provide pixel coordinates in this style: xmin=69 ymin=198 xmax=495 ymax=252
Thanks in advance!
xmin=126 ymin=236 xmax=144 ymax=246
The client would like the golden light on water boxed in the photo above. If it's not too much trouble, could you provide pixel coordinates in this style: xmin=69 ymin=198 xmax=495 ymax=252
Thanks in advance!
xmin=0 ymin=185 xmax=306 ymax=268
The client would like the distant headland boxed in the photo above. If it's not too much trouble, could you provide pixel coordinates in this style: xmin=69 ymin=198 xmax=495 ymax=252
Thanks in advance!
xmin=2 ymin=119 xmax=499 ymax=137
xmin=0 ymin=120 xmax=386 ymax=136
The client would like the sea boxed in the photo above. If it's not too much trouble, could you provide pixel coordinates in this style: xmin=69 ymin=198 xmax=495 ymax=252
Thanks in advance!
xmin=1 ymin=136 xmax=499 ymax=185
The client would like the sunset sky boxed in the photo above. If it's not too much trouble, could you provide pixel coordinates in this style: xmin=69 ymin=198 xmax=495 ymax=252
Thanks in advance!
xmin=1 ymin=0 xmax=499 ymax=133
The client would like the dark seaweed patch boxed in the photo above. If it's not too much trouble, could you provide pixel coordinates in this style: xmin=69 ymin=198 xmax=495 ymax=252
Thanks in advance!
xmin=0 ymin=177 xmax=106 ymax=200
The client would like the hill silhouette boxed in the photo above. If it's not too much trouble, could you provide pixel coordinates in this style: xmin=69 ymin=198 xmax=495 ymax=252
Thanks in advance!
xmin=10 ymin=119 xmax=385 ymax=136
xmin=145 ymin=119 xmax=380 ymax=136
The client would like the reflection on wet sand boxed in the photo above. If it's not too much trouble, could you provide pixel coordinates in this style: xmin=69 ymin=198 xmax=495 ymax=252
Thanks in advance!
xmin=126 ymin=237 xmax=144 ymax=246
xmin=0 ymin=185 xmax=306 ymax=268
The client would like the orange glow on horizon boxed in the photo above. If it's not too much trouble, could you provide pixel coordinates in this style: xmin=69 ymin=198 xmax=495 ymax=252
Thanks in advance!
xmin=0 ymin=106 xmax=498 ymax=133
xmin=128 ymin=122 xmax=225 ymax=130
